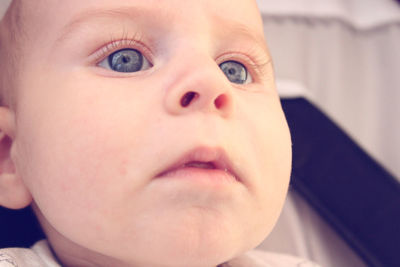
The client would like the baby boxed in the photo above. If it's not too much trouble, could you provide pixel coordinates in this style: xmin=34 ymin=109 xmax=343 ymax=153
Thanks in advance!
xmin=0 ymin=0 xmax=318 ymax=266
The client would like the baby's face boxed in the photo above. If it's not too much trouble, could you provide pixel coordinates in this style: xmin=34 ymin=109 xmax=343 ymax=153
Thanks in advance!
xmin=12 ymin=0 xmax=291 ymax=266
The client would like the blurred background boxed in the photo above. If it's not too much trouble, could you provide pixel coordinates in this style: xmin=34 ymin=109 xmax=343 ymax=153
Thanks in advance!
xmin=257 ymin=0 xmax=400 ymax=180
xmin=256 ymin=0 xmax=400 ymax=266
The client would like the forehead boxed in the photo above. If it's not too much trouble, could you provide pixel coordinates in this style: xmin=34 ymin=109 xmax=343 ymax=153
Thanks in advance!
xmin=22 ymin=0 xmax=264 ymax=41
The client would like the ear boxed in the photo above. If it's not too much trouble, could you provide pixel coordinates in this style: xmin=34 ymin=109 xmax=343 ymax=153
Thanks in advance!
xmin=0 ymin=106 xmax=32 ymax=209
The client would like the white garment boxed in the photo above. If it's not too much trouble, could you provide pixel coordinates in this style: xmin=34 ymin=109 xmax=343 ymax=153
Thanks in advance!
xmin=0 ymin=240 xmax=320 ymax=267
xmin=0 ymin=240 xmax=59 ymax=267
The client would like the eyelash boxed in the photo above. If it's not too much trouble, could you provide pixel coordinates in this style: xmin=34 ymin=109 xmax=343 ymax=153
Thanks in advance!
xmin=217 ymin=51 xmax=271 ymax=82
xmin=92 ymin=35 xmax=271 ymax=82
xmin=92 ymin=33 xmax=153 ymax=67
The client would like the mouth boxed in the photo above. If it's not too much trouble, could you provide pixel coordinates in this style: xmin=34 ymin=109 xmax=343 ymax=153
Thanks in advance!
xmin=155 ymin=147 xmax=240 ymax=182
xmin=183 ymin=161 xmax=217 ymax=169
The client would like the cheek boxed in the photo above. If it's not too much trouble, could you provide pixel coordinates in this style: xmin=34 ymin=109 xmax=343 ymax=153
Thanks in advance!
xmin=237 ymin=93 xmax=292 ymax=213
xmin=14 ymin=75 xmax=159 ymax=233
xmin=16 ymin=106 xmax=126 ymax=212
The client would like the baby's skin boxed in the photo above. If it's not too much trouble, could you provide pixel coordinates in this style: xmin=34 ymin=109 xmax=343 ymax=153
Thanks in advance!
xmin=0 ymin=0 xmax=292 ymax=266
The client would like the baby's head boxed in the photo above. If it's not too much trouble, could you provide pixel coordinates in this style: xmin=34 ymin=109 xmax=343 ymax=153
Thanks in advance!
xmin=0 ymin=0 xmax=292 ymax=266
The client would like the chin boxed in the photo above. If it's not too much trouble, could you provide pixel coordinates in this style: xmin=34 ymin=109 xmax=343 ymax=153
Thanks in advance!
xmin=143 ymin=245 xmax=243 ymax=267
xmin=127 ymin=223 xmax=259 ymax=267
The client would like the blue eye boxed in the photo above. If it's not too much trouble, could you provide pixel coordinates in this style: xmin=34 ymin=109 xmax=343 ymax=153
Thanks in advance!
xmin=98 ymin=48 xmax=151 ymax=73
xmin=219 ymin=60 xmax=250 ymax=84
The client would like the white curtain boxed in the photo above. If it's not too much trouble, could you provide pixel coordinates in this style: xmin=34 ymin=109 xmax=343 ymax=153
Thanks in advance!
xmin=258 ymin=0 xmax=400 ymax=179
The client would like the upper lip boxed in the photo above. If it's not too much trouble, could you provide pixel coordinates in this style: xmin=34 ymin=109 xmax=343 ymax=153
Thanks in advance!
xmin=155 ymin=146 xmax=240 ymax=181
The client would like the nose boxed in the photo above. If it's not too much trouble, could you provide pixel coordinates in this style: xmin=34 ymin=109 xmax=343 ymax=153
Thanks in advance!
xmin=163 ymin=58 xmax=234 ymax=118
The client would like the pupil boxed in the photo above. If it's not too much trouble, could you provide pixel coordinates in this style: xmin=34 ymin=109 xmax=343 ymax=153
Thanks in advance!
xmin=122 ymin=56 xmax=131 ymax=64
xmin=228 ymin=68 xmax=236 ymax=75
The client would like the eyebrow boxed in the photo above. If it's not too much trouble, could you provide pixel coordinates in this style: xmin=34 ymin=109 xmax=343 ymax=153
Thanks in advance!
xmin=220 ymin=21 xmax=268 ymax=51
xmin=55 ymin=6 xmax=268 ymax=56
xmin=55 ymin=6 xmax=160 ymax=45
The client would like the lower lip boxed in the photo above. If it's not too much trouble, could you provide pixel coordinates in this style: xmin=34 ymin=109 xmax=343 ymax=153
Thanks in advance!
xmin=156 ymin=167 xmax=238 ymax=183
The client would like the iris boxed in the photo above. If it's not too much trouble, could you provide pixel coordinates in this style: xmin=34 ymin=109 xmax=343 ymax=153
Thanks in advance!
xmin=219 ymin=61 xmax=248 ymax=84
xmin=108 ymin=49 xmax=143 ymax=73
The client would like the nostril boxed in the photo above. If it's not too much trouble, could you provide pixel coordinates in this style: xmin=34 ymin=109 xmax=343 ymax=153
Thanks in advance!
xmin=214 ymin=94 xmax=227 ymax=109
xmin=180 ymin=91 xmax=199 ymax=107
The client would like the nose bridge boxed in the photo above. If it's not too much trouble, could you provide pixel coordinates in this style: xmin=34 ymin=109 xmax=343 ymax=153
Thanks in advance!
xmin=177 ymin=55 xmax=224 ymax=93
xmin=163 ymin=52 xmax=234 ymax=117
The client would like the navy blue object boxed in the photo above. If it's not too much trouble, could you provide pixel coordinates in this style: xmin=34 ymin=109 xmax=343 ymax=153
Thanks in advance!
xmin=282 ymin=97 xmax=400 ymax=267
xmin=0 ymin=206 xmax=44 ymax=248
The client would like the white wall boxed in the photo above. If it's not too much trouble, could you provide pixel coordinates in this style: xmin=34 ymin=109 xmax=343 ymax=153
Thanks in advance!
xmin=0 ymin=0 xmax=11 ymax=20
